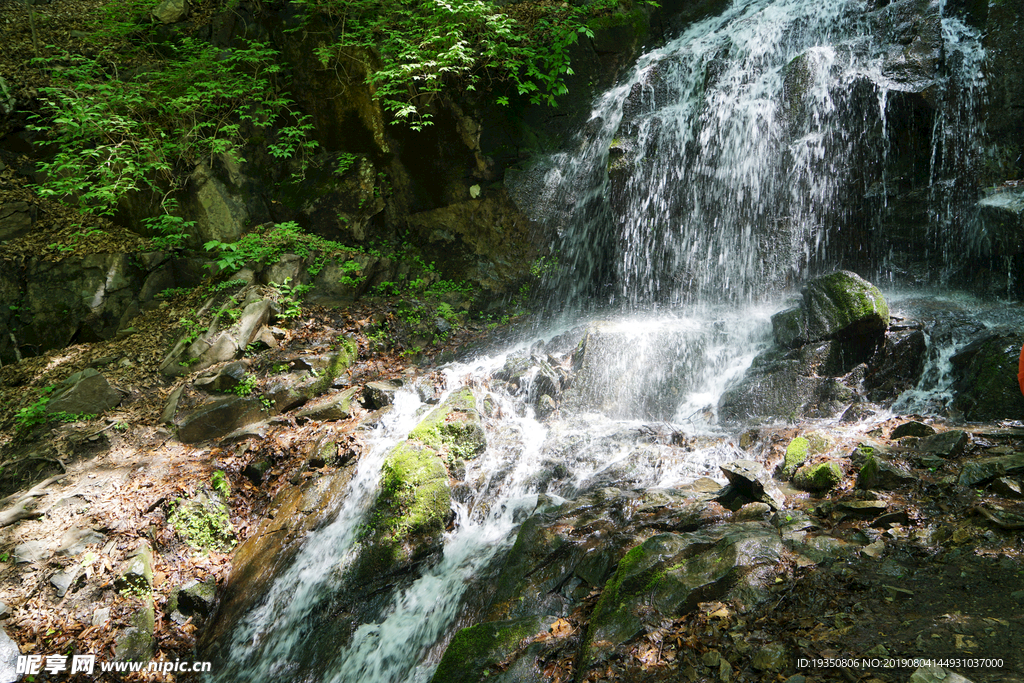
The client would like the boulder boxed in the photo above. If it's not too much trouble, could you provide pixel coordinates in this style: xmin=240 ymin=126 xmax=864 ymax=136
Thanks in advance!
xmin=918 ymin=430 xmax=969 ymax=459
xmin=858 ymin=454 xmax=917 ymax=490
xmin=295 ymin=387 xmax=361 ymax=421
xmin=891 ymin=420 xmax=935 ymax=439
xmin=116 ymin=544 xmax=154 ymax=592
xmin=957 ymin=453 xmax=1024 ymax=487
xmin=175 ymin=579 xmax=217 ymax=618
xmin=152 ymin=0 xmax=187 ymax=23
xmin=409 ymin=388 xmax=486 ymax=459
xmin=362 ymin=380 xmax=402 ymax=409
xmin=430 ymin=616 xmax=555 ymax=683
xmin=719 ymin=460 xmax=786 ymax=509
xmin=0 ymin=201 xmax=34 ymax=242
xmin=792 ymin=461 xmax=843 ymax=492
xmin=114 ymin=601 xmax=155 ymax=662
xmin=193 ymin=361 xmax=251 ymax=393
xmin=865 ymin=329 xmax=927 ymax=402
xmin=580 ymin=523 xmax=783 ymax=670
xmin=46 ymin=368 xmax=123 ymax=416
xmin=801 ymin=271 xmax=888 ymax=346
xmin=177 ymin=396 xmax=267 ymax=443
xmin=950 ymin=329 xmax=1024 ymax=421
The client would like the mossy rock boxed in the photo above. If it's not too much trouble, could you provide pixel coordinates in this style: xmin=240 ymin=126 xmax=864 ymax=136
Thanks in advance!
xmin=950 ymin=329 xmax=1024 ymax=421
xmin=430 ymin=615 xmax=553 ymax=683
xmin=792 ymin=461 xmax=843 ymax=492
xmin=801 ymin=271 xmax=888 ymax=344
xmin=355 ymin=441 xmax=451 ymax=582
xmin=409 ymin=388 xmax=486 ymax=459
xmin=783 ymin=437 xmax=810 ymax=476
xmin=168 ymin=493 xmax=236 ymax=552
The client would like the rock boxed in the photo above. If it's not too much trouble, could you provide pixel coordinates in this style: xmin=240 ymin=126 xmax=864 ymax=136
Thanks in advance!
xmin=295 ymin=387 xmax=360 ymax=421
xmin=160 ymin=385 xmax=185 ymax=424
xmin=91 ymin=607 xmax=110 ymax=626
xmin=733 ymin=502 xmax=772 ymax=521
xmin=792 ymin=461 xmax=843 ymax=492
xmin=918 ymin=430 xmax=969 ymax=459
xmin=0 ymin=625 xmax=19 ymax=683
xmin=56 ymin=528 xmax=105 ymax=557
xmin=409 ymin=388 xmax=486 ymax=459
xmin=581 ymin=523 xmax=784 ymax=670
xmin=772 ymin=306 xmax=805 ymax=349
xmin=193 ymin=360 xmax=250 ymax=393
xmin=957 ymin=453 xmax=1024 ymax=487
xmin=362 ymin=380 xmax=402 ymax=409
xmin=858 ymin=454 xmax=916 ymax=490
xmin=188 ymin=161 xmax=249 ymax=244
xmin=242 ymin=457 xmax=272 ymax=485
xmin=991 ymin=477 xmax=1023 ymax=498
xmin=430 ymin=615 xmax=555 ymax=683
xmin=51 ymin=567 xmax=79 ymax=598
xmin=0 ymin=602 xmax=8 ymax=619
xmin=0 ymin=201 xmax=34 ymax=242
xmin=176 ymin=579 xmax=216 ymax=618
xmin=751 ymin=642 xmax=788 ymax=671
xmin=950 ymin=329 xmax=1024 ymax=421
xmin=801 ymin=271 xmax=889 ymax=345
xmin=865 ymin=329 xmax=928 ymax=402
xmin=783 ymin=437 xmax=809 ymax=476
xmin=835 ymin=500 xmax=887 ymax=520
xmin=872 ymin=510 xmax=912 ymax=528
xmin=46 ymin=368 xmax=123 ymax=416
xmin=909 ymin=666 xmax=974 ymax=683
xmin=177 ymin=396 xmax=267 ymax=443
xmin=719 ymin=460 xmax=786 ymax=509
xmin=862 ymin=539 xmax=885 ymax=559
xmin=13 ymin=540 xmax=48 ymax=564
xmin=152 ymin=0 xmax=187 ymax=23
xmin=117 ymin=544 xmax=154 ymax=592
xmin=114 ymin=601 xmax=155 ymax=662
xmin=891 ymin=420 xmax=936 ymax=438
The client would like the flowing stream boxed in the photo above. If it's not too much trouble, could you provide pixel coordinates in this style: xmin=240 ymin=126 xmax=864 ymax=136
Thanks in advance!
xmin=210 ymin=0 xmax=991 ymax=679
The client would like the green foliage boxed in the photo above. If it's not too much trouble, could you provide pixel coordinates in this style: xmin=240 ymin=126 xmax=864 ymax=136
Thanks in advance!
xmin=294 ymin=0 xmax=616 ymax=129
xmin=203 ymin=221 xmax=359 ymax=275
xmin=229 ymin=373 xmax=259 ymax=396
xmin=143 ymin=198 xmax=193 ymax=250
xmin=167 ymin=496 xmax=236 ymax=552
xmin=335 ymin=152 xmax=359 ymax=176
xmin=28 ymin=32 xmax=317 ymax=216
xmin=338 ymin=259 xmax=366 ymax=288
xmin=273 ymin=277 xmax=313 ymax=320
xmin=211 ymin=470 xmax=231 ymax=498
xmin=14 ymin=386 xmax=55 ymax=432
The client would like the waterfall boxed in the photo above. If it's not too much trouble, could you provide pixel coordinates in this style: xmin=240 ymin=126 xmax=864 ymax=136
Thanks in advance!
xmin=535 ymin=0 xmax=986 ymax=310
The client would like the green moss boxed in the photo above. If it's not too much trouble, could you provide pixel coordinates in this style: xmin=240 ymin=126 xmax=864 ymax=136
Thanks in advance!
xmin=430 ymin=617 xmax=545 ymax=683
xmin=815 ymin=271 xmax=889 ymax=326
xmin=784 ymin=437 xmax=810 ymax=476
xmin=858 ymin=453 xmax=879 ymax=489
xmin=309 ymin=338 xmax=358 ymax=396
xmin=793 ymin=461 xmax=843 ymax=492
xmin=409 ymin=388 xmax=485 ymax=459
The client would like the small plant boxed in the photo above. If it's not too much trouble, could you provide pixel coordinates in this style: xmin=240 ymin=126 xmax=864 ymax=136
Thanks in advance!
xmin=158 ymin=287 xmax=191 ymax=299
xmin=272 ymin=363 xmax=289 ymax=374
xmin=273 ymin=277 xmax=312 ymax=320
xmin=211 ymin=470 xmax=230 ymax=497
xmin=14 ymin=386 xmax=55 ymax=433
xmin=338 ymin=259 xmax=366 ymax=288
xmin=230 ymin=373 xmax=258 ymax=396
xmin=0 ymin=552 xmax=10 ymax=563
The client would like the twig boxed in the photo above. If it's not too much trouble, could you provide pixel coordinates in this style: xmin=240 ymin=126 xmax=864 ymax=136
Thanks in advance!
xmin=969 ymin=504 xmax=1024 ymax=530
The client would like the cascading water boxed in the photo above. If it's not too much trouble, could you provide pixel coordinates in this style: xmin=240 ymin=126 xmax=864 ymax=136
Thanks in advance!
xmin=208 ymin=0 xmax=992 ymax=680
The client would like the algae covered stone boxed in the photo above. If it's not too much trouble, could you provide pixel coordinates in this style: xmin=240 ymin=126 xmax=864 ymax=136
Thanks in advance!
xmin=429 ymin=615 xmax=552 ymax=683
xmin=792 ymin=461 xmax=843 ymax=492
xmin=783 ymin=437 xmax=810 ymax=476
xmin=801 ymin=271 xmax=888 ymax=343
xmin=168 ymin=492 xmax=236 ymax=552
xmin=409 ymin=388 xmax=486 ymax=459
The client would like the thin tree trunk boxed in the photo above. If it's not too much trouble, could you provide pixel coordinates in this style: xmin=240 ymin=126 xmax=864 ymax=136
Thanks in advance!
xmin=25 ymin=0 xmax=40 ymax=59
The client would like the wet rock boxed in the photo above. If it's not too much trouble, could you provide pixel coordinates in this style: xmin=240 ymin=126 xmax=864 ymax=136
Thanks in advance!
xmin=409 ymin=388 xmax=486 ymax=459
xmin=177 ymin=396 xmax=267 ymax=443
xmin=840 ymin=402 xmax=877 ymax=422
xmin=772 ymin=306 xmax=805 ymax=349
xmin=362 ymin=380 xmax=402 ymax=409
xmin=733 ymin=502 xmax=772 ymax=521
xmin=46 ymin=368 xmax=123 ymax=416
xmin=858 ymin=454 xmax=916 ymax=490
xmin=918 ymin=430 xmax=969 ymax=459
xmin=783 ymin=436 xmax=810 ymax=476
xmin=801 ymin=271 xmax=889 ymax=345
xmin=792 ymin=461 xmax=843 ymax=492
xmin=0 ymin=201 xmax=34 ymax=242
xmin=242 ymin=457 xmax=272 ymax=485
xmin=296 ymin=387 xmax=360 ymax=421
xmin=950 ymin=329 xmax=1024 ymax=421
xmin=581 ymin=523 xmax=783 ymax=670
xmin=891 ymin=420 xmax=936 ymax=438
xmin=430 ymin=615 xmax=555 ymax=683
xmin=957 ymin=453 xmax=1024 ymax=487
xmin=0 ymin=626 xmax=20 ymax=683
xmin=872 ymin=510 xmax=912 ymax=528
xmin=719 ymin=460 xmax=786 ymax=509
xmin=56 ymin=528 xmax=105 ymax=557
xmin=114 ymin=601 xmax=155 ymax=662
